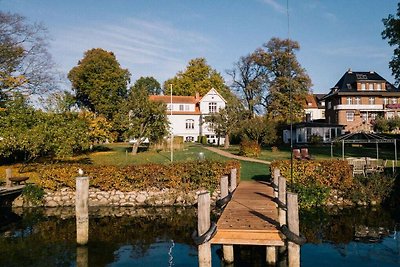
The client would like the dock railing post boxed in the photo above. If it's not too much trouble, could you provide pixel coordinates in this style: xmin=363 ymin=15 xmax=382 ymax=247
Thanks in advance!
xmin=220 ymin=175 xmax=234 ymax=264
xmin=273 ymin=168 xmax=280 ymax=199
xmin=287 ymin=193 xmax=300 ymax=267
xmin=76 ymin=176 xmax=89 ymax=245
xmin=278 ymin=175 xmax=287 ymax=226
xmin=198 ymin=191 xmax=212 ymax=267
xmin=229 ymin=168 xmax=237 ymax=192
xmin=5 ymin=168 xmax=12 ymax=188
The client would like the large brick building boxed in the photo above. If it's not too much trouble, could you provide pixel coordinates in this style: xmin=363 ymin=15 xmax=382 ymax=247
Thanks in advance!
xmin=324 ymin=70 xmax=399 ymax=132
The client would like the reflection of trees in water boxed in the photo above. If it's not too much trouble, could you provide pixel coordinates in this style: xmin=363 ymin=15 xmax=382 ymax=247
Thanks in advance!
xmin=0 ymin=207 xmax=199 ymax=267
xmin=300 ymin=207 xmax=397 ymax=245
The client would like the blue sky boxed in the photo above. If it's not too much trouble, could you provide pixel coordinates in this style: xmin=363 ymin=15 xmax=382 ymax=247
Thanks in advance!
xmin=2 ymin=0 xmax=399 ymax=94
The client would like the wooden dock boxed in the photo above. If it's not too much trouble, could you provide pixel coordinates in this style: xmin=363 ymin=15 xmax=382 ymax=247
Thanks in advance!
xmin=210 ymin=181 xmax=284 ymax=246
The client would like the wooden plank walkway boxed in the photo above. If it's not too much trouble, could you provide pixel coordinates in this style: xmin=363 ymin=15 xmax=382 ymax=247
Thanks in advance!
xmin=210 ymin=181 xmax=285 ymax=246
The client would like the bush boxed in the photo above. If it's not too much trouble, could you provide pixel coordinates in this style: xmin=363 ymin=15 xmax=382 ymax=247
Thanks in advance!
xmin=199 ymin=136 xmax=207 ymax=145
xmin=239 ymin=140 xmax=261 ymax=157
xmin=37 ymin=160 xmax=240 ymax=192
xmin=22 ymin=184 xmax=45 ymax=205
xmin=309 ymin=134 xmax=323 ymax=144
xmin=270 ymin=160 xmax=353 ymax=191
xmin=290 ymin=183 xmax=330 ymax=209
xmin=348 ymin=173 xmax=395 ymax=204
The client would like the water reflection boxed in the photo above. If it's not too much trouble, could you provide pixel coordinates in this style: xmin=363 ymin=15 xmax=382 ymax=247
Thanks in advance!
xmin=0 ymin=206 xmax=399 ymax=266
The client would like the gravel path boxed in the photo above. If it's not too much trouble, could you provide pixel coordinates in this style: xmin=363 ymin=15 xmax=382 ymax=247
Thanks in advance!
xmin=203 ymin=146 xmax=271 ymax=165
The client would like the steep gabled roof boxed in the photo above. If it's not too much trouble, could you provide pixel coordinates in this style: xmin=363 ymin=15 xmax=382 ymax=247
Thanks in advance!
xmin=332 ymin=70 xmax=397 ymax=92
xmin=305 ymin=94 xmax=318 ymax=108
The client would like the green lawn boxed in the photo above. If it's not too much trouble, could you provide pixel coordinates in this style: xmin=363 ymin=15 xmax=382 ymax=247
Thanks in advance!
xmin=223 ymin=143 xmax=399 ymax=162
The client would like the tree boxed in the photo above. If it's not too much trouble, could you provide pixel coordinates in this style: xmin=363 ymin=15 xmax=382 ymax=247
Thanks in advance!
xmin=68 ymin=48 xmax=130 ymax=120
xmin=0 ymin=95 xmax=90 ymax=161
xmin=119 ymin=87 xmax=168 ymax=155
xmin=0 ymin=11 xmax=56 ymax=101
xmin=132 ymin=76 xmax=161 ymax=95
xmin=163 ymin=58 xmax=225 ymax=96
xmin=227 ymin=53 xmax=268 ymax=115
xmin=238 ymin=116 xmax=277 ymax=145
xmin=205 ymin=101 xmax=249 ymax=148
xmin=255 ymin=38 xmax=312 ymax=123
xmin=43 ymin=91 xmax=77 ymax=113
xmin=382 ymin=3 xmax=400 ymax=86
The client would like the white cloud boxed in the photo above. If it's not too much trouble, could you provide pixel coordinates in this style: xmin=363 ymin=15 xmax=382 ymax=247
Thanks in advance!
xmin=50 ymin=17 xmax=214 ymax=84
xmin=260 ymin=0 xmax=286 ymax=14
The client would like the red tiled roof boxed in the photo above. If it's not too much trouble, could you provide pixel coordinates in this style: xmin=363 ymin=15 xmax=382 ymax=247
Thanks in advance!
xmin=149 ymin=95 xmax=201 ymax=104
xmin=305 ymin=95 xmax=318 ymax=108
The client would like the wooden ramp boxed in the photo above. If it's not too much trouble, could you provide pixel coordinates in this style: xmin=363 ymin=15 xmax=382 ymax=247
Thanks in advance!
xmin=210 ymin=181 xmax=284 ymax=246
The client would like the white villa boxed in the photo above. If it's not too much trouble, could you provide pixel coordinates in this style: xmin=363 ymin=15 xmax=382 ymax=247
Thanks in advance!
xmin=149 ymin=88 xmax=226 ymax=144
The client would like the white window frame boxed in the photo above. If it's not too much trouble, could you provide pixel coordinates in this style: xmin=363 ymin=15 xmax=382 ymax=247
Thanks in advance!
xmin=368 ymin=83 xmax=374 ymax=91
xmin=209 ymin=102 xmax=217 ymax=113
xmin=377 ymin=83 xmax=382 ymax=91
xmin=368 ymin=97 xmax=375 ymax=105
xmin=361 ymin=83 xmax=366 ymax=91
xmin=185 ymin=119 xmax=194 ymax=129
xmin=355 ymin=97 xmax=361 ymax=105
xmin=346 ymin=111 xmax=354 ymax=122
xmin=392 ymin=98 xmax=398 ymax=104
xmin=346 ymin=97 xmax=352 ymax=105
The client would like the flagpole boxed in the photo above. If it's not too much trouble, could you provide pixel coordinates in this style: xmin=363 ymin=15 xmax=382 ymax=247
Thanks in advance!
xmin=170 ymin=84 xmax=173 ymax=162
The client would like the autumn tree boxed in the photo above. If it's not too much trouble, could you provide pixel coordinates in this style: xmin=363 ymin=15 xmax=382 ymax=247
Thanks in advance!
xmin=382 ymin=3 xmax=400 ymax=85
xmin=227 ymin=53 xmax=268 ymax=115
xmin=118 ymin=87 xmax=168 ymax=155
xmin=255 ymin=38 xmax=312 ymax=123
xmin=132 ymin=76 xmax=161 ymax=95
xmin=68 ymin=48 xmax=130 ymax=120
xmin=163 ymin=58 xmax=225 ymax=96
xmin=0 ymin=11 xmax=56 ymax=102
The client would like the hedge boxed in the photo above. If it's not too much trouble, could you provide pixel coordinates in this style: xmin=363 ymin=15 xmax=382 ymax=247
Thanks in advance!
xmin=37 ymin=160 xmax=240 ymax=192
xmin=270 ymin=159 xmax=353 ymax=191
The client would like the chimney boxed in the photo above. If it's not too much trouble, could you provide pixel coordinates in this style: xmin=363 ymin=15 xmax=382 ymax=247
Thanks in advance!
xmin=348 ymin=68 xmax=352 ymax=73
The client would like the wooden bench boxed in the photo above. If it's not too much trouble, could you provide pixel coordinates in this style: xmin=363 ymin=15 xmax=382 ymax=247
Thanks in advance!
xmin=8 ymin=176 xmax=29 ymax=185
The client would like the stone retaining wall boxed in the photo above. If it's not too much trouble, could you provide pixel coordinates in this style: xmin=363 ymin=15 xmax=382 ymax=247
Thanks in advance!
xmin=12 ymin=187 xmax=221 ymax=208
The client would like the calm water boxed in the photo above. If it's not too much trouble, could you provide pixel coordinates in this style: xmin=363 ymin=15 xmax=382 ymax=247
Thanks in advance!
xmin=0 ymin=206 xmax=399 ymax=266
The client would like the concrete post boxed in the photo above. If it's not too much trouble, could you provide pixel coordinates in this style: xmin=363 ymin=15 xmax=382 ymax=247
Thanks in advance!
xmin=76 ymin=176 xmax=89 ymax=245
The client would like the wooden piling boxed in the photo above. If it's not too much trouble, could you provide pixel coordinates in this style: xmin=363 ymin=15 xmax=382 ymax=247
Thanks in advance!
xmin=76 ymin=246 xmax=88 ymax=267
xmin=273 ymin=168 xmax=280 ymax=199
xmin=278 ymin=176 xmax=286 ymax=226
xmin=76 ymin=176 xmax=89 ymax=245
xmin=266 ymin=246 xmax=277 ymax=266
xmin=5 ymin=168 xmax=12 ymax=188
xmin=220 ymin=175 xmax=234 ymax=263
xmin=198 ymin=191 xmax=211 ymax=267
xmin=287 ymin=193 xmax=300 ymax=267
xmin=229 ymin=168 xmax=237 ymax=192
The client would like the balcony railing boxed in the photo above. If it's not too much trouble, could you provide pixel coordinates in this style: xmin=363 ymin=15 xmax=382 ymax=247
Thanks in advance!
xmin=333 ymin=104 xmax=383 ymax=110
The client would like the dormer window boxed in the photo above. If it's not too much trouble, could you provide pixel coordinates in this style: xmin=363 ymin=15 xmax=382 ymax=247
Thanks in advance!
xmin=376 ymin=83 xmax=382 ymax=91
xmin=361 ymin=83 xmax=366 ymax=91
xmin=368 ymin=83 xmax=373 ymax=91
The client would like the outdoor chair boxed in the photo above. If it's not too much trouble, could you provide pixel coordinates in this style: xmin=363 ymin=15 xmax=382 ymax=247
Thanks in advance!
xmin=376 ymin=159 xmax=388 ymax=173
xmin=293 ymin=149 xmax=301 ymax=160
xmin=352 ymin=159 xmax=366 ymax=176
xmin=365 ymin=158 xmax=379 ymax=175
xmin=300 ymin=148 xmax=311 ymax=160
xmin=346 ymin=157 xmax=356 ymax=166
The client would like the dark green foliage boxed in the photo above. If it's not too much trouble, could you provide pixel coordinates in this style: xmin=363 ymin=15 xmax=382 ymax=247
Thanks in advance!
xmin=290 ymin=183 xmax=330 ymax=209
xmin=22 ymin=184 xmax=45 ymax=205
xmin=382 ymin=3 xmax=400 ymax=86
xmin=68 ymin=48 xmax=130 ymax=120
xmin=132 ymin=76 xmax=162 ymax=95
xmin=348 ymin=173 xmax=395 ymax=204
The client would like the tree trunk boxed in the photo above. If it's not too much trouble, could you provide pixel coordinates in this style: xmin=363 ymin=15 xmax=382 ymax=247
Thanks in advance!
xmin=131 ymin=142 xmax=140 ymax=155
xmin=224 ymin=133 xmax=230 ymax=149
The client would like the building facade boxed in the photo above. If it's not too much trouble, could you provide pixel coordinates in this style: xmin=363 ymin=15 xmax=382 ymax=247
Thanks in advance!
xmin=324 ymin=70 xmax=399 ymax=132
xmin=149 ymin=88 xmax=226 ymax=144
xmin=304 ymin=94 xmax=326 ymax=122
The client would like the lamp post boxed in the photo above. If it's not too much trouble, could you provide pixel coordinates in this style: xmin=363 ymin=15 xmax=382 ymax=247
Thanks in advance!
xmin=170 ymin=84 xmax=173 ymax=162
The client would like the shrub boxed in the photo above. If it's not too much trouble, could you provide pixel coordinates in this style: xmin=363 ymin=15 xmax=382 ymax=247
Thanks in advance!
xmin=270 ymin=160 xmax=353 ymax=191
xmin=239 ymin=140 xmax=261 ymax=157
xmin=22 ymin=184 xmax=45 ymax=205
xmin=290 ymin=183 xmax=330 ymax=209
xmin=271 ymin=146 xmax=279 ymax=153
xmin=199 ymin=136 xmax=207 ymax=145
xmin=309 ymin=134 xmax=323 ymax=144
xmin=37 ymin=160 xmax=240 ymax=192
